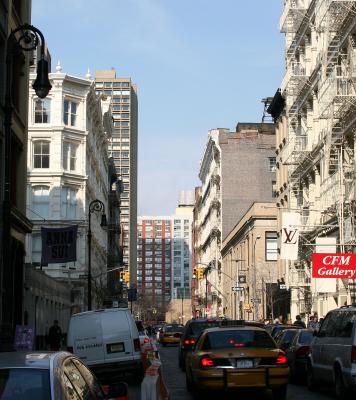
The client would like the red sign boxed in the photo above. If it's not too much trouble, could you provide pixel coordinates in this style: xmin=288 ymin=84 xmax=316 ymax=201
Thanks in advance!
xmin=312 ymin=253 xmax=356 ymax=279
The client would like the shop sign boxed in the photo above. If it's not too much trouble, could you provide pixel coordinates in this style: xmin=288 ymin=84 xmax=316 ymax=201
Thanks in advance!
xmin=312 ymin=253 xmax=356 ymax=279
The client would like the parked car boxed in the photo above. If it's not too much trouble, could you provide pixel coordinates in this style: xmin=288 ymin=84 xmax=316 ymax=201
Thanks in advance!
xmin=275 ymin=328 xmax=299 ymax=351
xmin=307 ymin=305 xmax=356 ymax=397
xmin=265 ymin=324 xmax=301 ymax=339
xmin=185 ymin=325 xmax=289 ymax=399
xmin=0 ymin=351 xmax=126 ymax=399
xmin=159 ymin=324 xmax=184 ymax=346
xmin=67 ymin=307 xmax=143 ymax=384
xmin=178 ymin=318 xmax=221 ymax=370
xmin=284 ymin=329 xmax=313 ymax=381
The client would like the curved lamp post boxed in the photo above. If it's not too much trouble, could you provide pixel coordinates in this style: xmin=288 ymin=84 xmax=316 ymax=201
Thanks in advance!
xmin=2 ymin=24 xmax=51 ymax=337
xmin=87 ymin=199 xmax=107 ymax=310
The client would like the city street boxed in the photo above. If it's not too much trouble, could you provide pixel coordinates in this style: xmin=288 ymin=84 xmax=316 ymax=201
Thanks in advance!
xmin=128 ymin=342 xmax=335 ymax=400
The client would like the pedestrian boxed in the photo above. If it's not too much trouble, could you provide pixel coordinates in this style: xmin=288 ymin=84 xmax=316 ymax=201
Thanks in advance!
xmin=293 ymin=315 xmax=306 ymax=328
xmin=48 ymin=320 xmax=62 ymax=351
xmin=307 ymin=316 xmax=318 ymax=330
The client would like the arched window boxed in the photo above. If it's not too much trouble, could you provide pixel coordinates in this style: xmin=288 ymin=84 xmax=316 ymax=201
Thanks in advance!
xmin=33 ymin=141 xmax=50 ymax=168
xmin=32 ymin=186 xmax=50 ymax=218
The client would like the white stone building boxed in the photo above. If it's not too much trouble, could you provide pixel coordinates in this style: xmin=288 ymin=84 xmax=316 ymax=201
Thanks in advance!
xmin=270 ymin=0 xmax=356 ymax=320
xmin=25 ymin=65 xmax=111 ymax=331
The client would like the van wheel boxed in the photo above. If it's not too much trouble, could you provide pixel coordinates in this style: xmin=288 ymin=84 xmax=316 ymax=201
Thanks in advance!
xmin=272 ymin=385 xmax=287 ymax=400
xmin=335 ymin=367 xmax=347 ymax=399
xmin=306 ymin=363 xmax=316 ymax=391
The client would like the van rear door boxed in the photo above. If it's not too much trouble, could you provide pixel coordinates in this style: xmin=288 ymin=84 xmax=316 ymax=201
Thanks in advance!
xmin=71 ymin=313 xmax=105 ymax=364
xmin=101 ymin=310 xmax=134 ymax=362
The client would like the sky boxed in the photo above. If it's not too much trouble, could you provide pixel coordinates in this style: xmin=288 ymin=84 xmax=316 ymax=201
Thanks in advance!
xmin=32 ymin=0 xmax=284 ymax=215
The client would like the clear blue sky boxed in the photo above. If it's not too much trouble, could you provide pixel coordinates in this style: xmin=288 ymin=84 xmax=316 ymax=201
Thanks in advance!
xmin=32 ymin=0 xmax=284 ymax=215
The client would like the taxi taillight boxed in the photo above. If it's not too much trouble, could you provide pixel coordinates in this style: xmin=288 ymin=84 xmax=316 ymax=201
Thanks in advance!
xmin=276 ymin=353 xmax=288 ymax=365
xmin=200 ymin=356 xmax=214 ymax=367
xmin=184 ymin=338 xmax=195 ymax=345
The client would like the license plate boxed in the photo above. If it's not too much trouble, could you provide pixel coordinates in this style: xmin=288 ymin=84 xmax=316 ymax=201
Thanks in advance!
xmin=236 ymin=359 xmax=253 ymax=368
xmin=108 ymin=343 xmax=124 ymax=353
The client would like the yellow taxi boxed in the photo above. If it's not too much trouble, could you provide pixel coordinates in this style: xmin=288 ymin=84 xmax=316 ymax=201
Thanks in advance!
xmin=159 ymin=324 xmax=184 ymax=346
xmin=185 ymin=325 xmax=289 ymax=399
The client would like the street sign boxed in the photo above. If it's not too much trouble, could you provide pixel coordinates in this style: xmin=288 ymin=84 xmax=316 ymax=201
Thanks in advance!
xmin=279 ymin=284 xmax=287 ymax=290
xmin=251 ymin=298 xmax=261 ymax=304
xmin=232 ymin=287 xmax=244 ymax=292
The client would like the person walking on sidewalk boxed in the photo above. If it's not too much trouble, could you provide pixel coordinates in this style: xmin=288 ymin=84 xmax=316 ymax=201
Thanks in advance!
xmin=48 ymin=320 xmax=62 ymax=351
xmin=293 ymin=315 xmax=306 ymax=328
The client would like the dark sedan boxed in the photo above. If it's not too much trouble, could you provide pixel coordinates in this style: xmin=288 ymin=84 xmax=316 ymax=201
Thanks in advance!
xmin=284 ymin=329 xmax=313 ymax=381
xmin=0 ymin=351 xmax=125 ymax=399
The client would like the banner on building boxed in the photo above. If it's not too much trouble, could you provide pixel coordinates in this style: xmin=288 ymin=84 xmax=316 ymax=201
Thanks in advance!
xmin=280 ymin=212 xmax=300 ymax=260
xmin=313 ymin=237 xmax=337 ymax=293
xmin=41 ymin=226 xmax=78 ymax=264
xmin=312 ymin=253 xmax=356 ymax=279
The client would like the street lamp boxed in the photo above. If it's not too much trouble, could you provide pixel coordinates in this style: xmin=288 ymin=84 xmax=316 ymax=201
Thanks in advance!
xmin=87 ymin=199 xmax=107 ymax=311
xmin=253 ymin=236 xmax=261 ymax=320
xmin=2 ymin=24 xmax=51 ymax=340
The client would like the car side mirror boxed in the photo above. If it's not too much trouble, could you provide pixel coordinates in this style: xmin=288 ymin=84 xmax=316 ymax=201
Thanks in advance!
xmin=105 ymin=382 xmax=128 ymax=399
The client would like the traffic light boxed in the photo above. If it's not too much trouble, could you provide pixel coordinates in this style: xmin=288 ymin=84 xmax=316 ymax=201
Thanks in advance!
xmin=193 ymin=268 xmax=197 ymax=278
xmin=123 ymin=271 xmax=130 ymax=284
xmin=120 ymin=271 xmax=125 ymax=281
xmin=197 ymin=268 xmax=204 ymax=280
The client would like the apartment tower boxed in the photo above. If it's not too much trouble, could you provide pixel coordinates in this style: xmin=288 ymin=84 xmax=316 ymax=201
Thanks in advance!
xmin=95 ymin=70 xmax=138 ymax=285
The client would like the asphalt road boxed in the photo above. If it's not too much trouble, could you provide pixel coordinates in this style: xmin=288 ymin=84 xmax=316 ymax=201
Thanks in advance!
xmin=157 ymin=343 xmax=335 ymax=400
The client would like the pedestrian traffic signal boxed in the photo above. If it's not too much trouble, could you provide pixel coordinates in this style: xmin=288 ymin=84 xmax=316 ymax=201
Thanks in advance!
xmin=120 ymin=271 xmax=125 ymax=281
xmin=193 ymin=268 xmax=197 ymax=278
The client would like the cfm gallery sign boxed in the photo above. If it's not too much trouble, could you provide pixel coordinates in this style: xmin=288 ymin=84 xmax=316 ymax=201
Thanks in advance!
xmin=312 ymin=253 xmax=356 ymax=279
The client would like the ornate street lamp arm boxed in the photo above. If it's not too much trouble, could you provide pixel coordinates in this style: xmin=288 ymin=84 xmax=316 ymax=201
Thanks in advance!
xmin=89 ymin=199 xmax=105 ymax=214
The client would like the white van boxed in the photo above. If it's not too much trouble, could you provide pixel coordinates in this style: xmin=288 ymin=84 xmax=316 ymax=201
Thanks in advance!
xmin=67 ymin=308 xmax=143 ymax=383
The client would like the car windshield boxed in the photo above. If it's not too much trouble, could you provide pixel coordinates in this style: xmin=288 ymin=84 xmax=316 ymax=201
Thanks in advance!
xmin=202 ymin=330 xmax=276 ymax=350
xmin=165 ymin=325 xmax=184 ymax=333
xmin=298 ymin=331 xmax=313 ymax=345
xmin=189 ymin=321 xmax=220 ymax=336
xmin=0 ymin=368 xmax=51 ymax=400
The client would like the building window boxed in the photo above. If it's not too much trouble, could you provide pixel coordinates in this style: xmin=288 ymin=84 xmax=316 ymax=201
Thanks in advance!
xmin=265 ymin=232 xmax=278 ymax=261
xmin=32 ymin=185 xmax=50 ymax=218
xmin=33 ymin=141 xmax=50 ymax=168
xmin=61 ymin=187 xmax=77 ymax=219
xmin=34 ymin=99 xmax=51 ymax=123
xmin=63 ymin=142 xmax=78 ymax=171
xmin=31 ymin=234 xmax=42 ymax=264
xmin=268 ymin=157 xmax=276 ymax=172
xmin=63 ymin=100 xmax=78 ymax=126
xmin=272 ymin=181 xmax=277 ymax=198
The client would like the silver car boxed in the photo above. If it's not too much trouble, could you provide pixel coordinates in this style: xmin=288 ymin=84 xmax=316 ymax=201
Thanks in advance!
xmin=0 ymin=351 xmax=126 ymax=399
xmin=307 ymin=305 xmax=356 ymax=398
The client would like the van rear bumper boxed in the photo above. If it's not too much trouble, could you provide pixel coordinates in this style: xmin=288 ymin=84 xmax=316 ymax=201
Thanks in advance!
xmin=90 ymin=360 xmax=143 ymax=383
